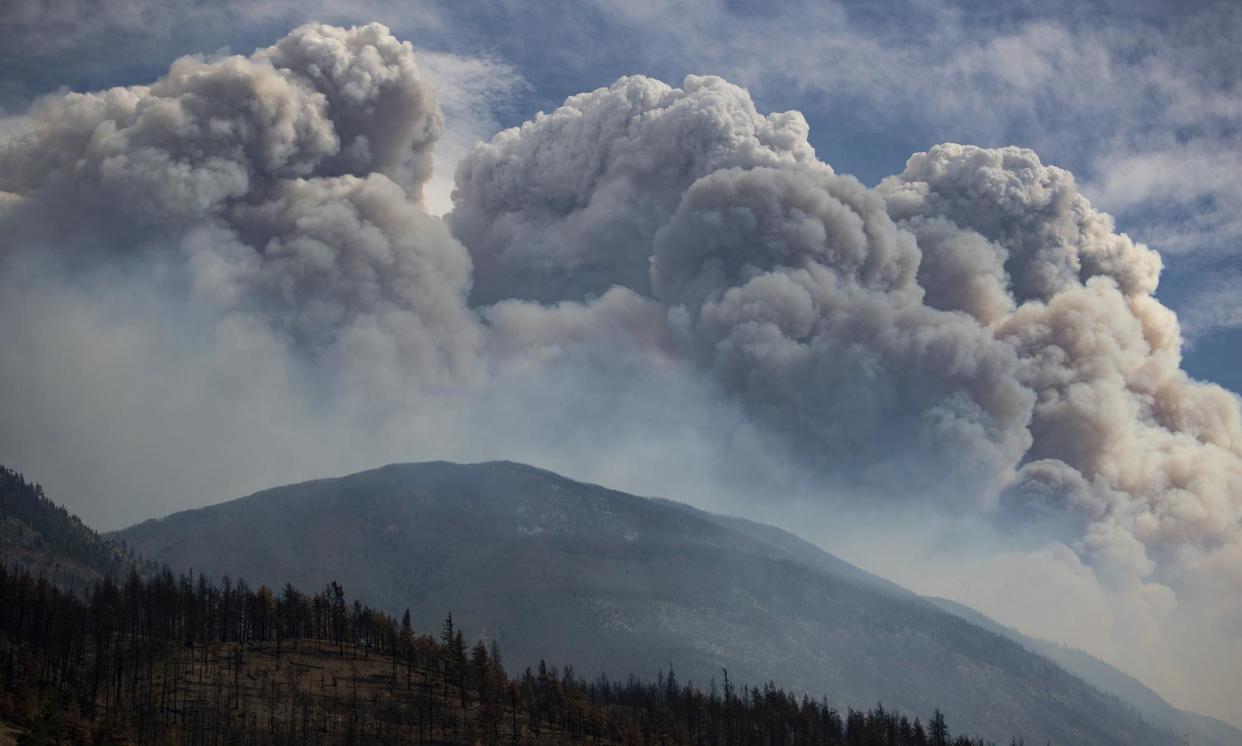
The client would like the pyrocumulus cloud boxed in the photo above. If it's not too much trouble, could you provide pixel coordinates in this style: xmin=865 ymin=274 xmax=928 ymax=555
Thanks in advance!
xmin=2 ymin=21 xmax=1240 ymax=722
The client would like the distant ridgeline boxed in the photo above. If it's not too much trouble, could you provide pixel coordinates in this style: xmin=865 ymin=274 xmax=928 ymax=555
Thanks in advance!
xmin=0 ymin=470 xmax=998 ymax=745
xmin=0 ymin=565 xmax=992 ymax=746
xmin=0 ymin=465 xmax=155 ymax=593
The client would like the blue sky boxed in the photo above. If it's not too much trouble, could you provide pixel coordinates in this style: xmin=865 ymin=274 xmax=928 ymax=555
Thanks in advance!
xmin=4 ymin=0 xmax=1240 ymax=391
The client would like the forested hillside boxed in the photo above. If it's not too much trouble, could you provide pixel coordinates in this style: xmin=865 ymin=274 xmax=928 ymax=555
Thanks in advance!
xmin=115 ymin=461 xmax=1177 ymax=746
xmin=0 ymin=564 xmax=991 ymax=745
xmin=0 ymin=467 xmax=149 ymax=594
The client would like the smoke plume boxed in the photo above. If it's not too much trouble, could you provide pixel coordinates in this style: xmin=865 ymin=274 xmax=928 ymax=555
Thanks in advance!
xmin=1 ymin=22 xmax=1240 ymax=722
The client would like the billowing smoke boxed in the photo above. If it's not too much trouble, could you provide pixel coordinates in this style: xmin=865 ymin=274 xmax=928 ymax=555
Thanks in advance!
xmin=443 ymin=72 xmax=1242 ymax=711
xmin=449 ymin=75 xmax=817 ymax=305
xmin=650 ymin=164 xmax=1033 ymax=500
xmin=2 ymin=22 xmax=1240 ymax=721
xmin=878 ymin=145 xmax=1242 ymax=612
xmin=0 ymin=22 xmax=477 ymax=394
xmin=2 ymin=22 xmax=441 ymax=225
xmin=445 ymin=76 xmax=1242 ymax=634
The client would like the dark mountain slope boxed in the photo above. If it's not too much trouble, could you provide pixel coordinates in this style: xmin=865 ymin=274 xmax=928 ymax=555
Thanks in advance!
xmin=116 ymin=460 xmax=1172 ymax=745
xmin=0 ymin=465 xmax=146 ymax=593
xmin=1187 ymin=712 xmax=1242 ymax=746
xmin=653 ymin=498 xmax=914 ymax=598
xmin=0 ymin=556 xmax=989 ymax=746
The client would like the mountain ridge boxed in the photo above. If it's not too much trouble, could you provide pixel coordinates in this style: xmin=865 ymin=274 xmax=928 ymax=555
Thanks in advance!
xmin=0 ymin=464 xmax=150 ymax=593
xmin=924 ymin=596 xmax=1242 ymax=746
xmin=112 ymin=460 xmax=1197 ymax=745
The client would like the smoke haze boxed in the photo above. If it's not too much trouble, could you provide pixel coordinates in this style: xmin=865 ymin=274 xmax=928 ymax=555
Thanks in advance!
xmin=1 ymin=21 xmax=1239 ymax=727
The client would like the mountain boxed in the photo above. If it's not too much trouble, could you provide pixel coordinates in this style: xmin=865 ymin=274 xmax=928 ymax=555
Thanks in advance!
xmin=115 ymin=460 xmax=1176 ymax=745
xmin=2 ymin=464 xmax=995 ymax=746
xmin=1187 ymin=712 xmax=1242 ymax=746
xmin=0 ymin=465 xmax=147 ymax=593
xmin=0 ymin=547 xmax=988 ymax=746
xmin=925 ymin=597 xmax=1242 ymax=746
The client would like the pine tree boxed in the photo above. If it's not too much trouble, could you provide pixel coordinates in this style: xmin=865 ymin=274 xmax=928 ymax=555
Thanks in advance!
xmin=440 ymin=612 xmax=454 ymax=648
xmin=929 ymin=708 xmax=950 ymax=746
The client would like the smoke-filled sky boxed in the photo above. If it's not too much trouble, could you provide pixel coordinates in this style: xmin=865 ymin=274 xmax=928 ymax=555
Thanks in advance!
xmin=1 ymin=0 xmax=1240 ymax=729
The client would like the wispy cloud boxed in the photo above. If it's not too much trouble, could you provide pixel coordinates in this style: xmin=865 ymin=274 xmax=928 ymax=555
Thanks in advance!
xmin=418 ymin=51 xmax=526 ymax=215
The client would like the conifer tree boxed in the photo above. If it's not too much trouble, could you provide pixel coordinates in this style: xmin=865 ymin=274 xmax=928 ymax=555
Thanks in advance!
xmin=930 ymin=708 xmax=950 ymax=746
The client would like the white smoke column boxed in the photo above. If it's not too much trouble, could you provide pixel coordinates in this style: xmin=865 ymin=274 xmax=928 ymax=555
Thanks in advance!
xmin=878 ymin=145 xmax=1242 ymax=703
xmin=878 ymin=144 xmax=1242 ymax=579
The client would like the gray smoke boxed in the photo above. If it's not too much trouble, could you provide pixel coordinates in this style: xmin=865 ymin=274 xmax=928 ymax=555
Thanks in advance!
xmin=649 ymin=164 xmax=1033 ymax=500
xmin=2 ymin=22 xmax=441 ymax=225
xmin=445 ymin=78 xmax=1242 ymax=700
xmin=882 ymin=144 xmax=1163 ymax=305
xmin=253 ymin=23 xmax=443 ymax=194
xmin=0 ymin=22 xmax=475 ymax=392
xmin=2 ymin=23 xmax=1240 ymax=721
xmin=448 ymin=75 xmax=817 ymax=305
xmin=878 ymin=145 xmax=1242 ymax=599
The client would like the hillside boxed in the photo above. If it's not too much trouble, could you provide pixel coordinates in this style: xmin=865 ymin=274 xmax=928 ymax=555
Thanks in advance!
xmin=925 ymin=597 xmax=1242 ymax=746
xmin=0 ymin=560 xmax=986 ymax=745
xmin=116 ymin=461 xmax=1177 ymax=745
xmin=0 ymin=466 xmax=147 ymax=594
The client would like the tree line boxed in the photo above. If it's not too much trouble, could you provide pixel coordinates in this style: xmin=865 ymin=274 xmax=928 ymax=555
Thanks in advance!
xmin=0 ymin=562 xmax=1006 ymax=746
xmin=0 ymin=467 xmax=154 ymax=592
